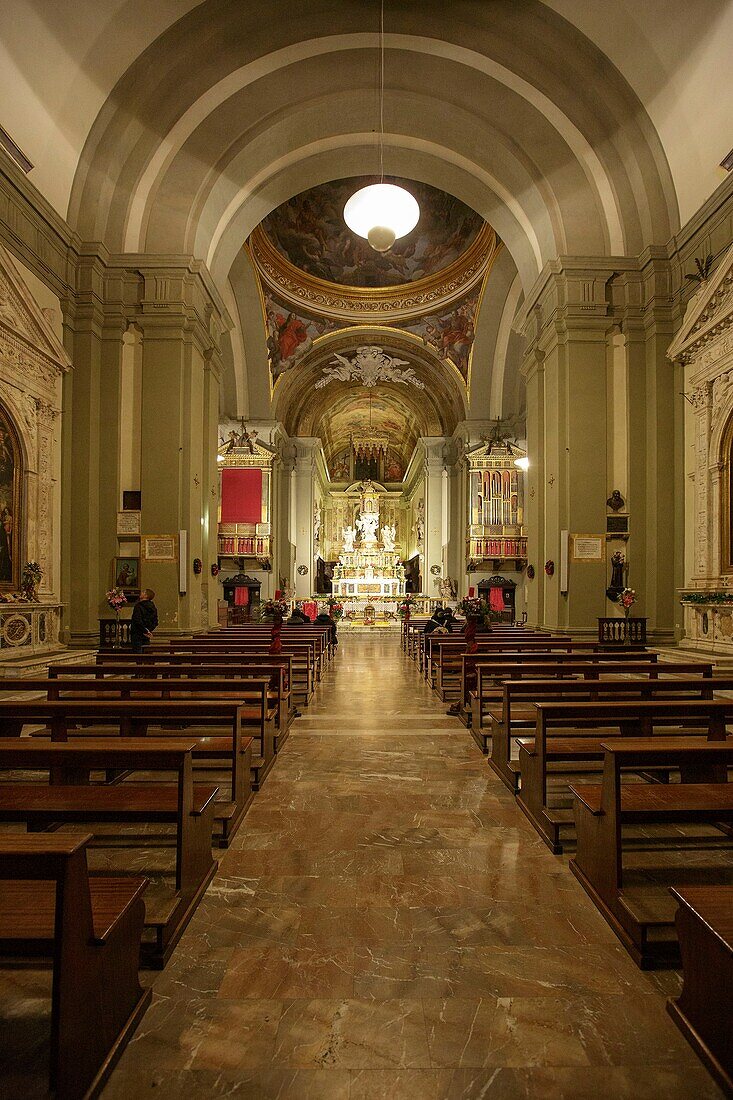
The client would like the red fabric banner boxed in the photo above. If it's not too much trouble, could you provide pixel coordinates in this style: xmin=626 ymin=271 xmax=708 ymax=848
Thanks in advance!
xmin=234 ymin=586 xmax=249 ymax=606
xmin=301 ymin=600 xmax=317 ymax=622
xmin=221 ymin=468 xmax=262 ymax=523
xmin=489 ymin=587 xmax=505 ymax=612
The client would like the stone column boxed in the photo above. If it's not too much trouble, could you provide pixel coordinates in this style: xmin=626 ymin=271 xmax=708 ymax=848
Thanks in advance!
xmin=61 ymin=251 xmax=125 ymax=645
xmin=422 ymin=438 xmax=448 ymax=601
xmin=292 ymin=438 xmax=320 ymax=598
xmin=136 ymin=263 xmax=229 ymax=635
xmin=517 ymin=266 xmax=612 ymax=633
xmin=202 ymin=349 xmax=222 ymax=627
xmin=522 ymin=345 xmax=545 ymax=627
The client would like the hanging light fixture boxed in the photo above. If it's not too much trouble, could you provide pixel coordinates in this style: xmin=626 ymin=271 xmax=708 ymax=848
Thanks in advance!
xmin=343 ymin=0 xmax=419 ymax=252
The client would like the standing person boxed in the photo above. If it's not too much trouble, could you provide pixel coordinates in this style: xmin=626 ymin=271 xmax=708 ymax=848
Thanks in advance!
xmin=130 ymin=588 xmax=158 ymax=654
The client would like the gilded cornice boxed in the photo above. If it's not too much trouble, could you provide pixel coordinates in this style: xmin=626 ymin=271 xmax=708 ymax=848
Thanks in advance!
xmin=248 ymin=222 xmax=499 ymax=323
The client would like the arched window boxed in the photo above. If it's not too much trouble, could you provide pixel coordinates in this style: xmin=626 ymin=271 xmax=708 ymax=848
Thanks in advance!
xmin=0 ymin=402 xmax=23 ymax=592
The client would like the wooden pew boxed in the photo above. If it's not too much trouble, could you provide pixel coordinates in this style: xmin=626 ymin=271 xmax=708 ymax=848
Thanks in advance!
xmin=667 ymin=886 xmax=733 ymax=1095
xmin=217 ymin=624 xmax=334 ymax=665
xmin=0 ymin=698 xmax=255 ymax=845
xmin=88 ymin=653 xmax=296 ymax=741
xmin=517 ymin=698 xmax=733 ymax=853
xmin=430 ymin=631 xmax=551 ymax=696
xmin=569 ymin=739 xmax=733 ymax=967
xmin=165 ymin=640 xmax=315 ymax=703
xmin=421 ymin=629 xmax=549 ymax=681
xmin=12 ymin=673 xmax=270 ymax=814
xmin=0 ymin=737 xmax=218 ymax=967
xmin=0 ymin=833 xmax=150 ymax=1099
xmin=202 ymin=622 xmax=333 ymax=665
xmin=468 ymin=652 xmax=685 ymax=735
xmin=487 ymin=668 xmax=721 ymax=788
xmin=424 ymin=635 xmax=647 ymax=688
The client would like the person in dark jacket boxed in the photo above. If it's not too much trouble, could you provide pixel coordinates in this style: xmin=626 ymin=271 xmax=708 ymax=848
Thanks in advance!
xmin=287 ymin=605 xmax=308 ymax=624
xmin=423 ymin=608 xmax=447 ymax=635
xmin=131 ymin=588 xmax=158 ymax=653
xmin=314 ymin=610 xmax=338 ymax=647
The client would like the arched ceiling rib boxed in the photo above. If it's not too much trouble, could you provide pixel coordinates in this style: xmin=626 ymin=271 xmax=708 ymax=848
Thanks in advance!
xmin=1 ymin=1 xmax=727 ymax=227
xmin=60 ymin=1 xmax=679 ymax=295
xmin=275 ymin=329 xmax=466 ymax=459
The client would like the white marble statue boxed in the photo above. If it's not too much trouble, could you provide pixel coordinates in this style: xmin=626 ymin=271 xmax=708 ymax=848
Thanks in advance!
xmin=416 ymin=499 xmax=425 ymax=545
xmin=356 ymin=512 xmax=379 ymax=546
xmin=381 ymin=524 xmax=396 ymax=551
xmin=342 ymin=524 xmax=357 ymax=552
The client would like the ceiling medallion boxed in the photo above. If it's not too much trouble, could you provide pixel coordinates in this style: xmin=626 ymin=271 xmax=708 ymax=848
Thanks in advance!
xmin=315 ymin=345 xmax=425 ymax=390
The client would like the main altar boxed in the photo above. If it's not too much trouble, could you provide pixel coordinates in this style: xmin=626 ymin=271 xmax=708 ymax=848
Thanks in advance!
xmin=331 ymin=481 xmax=406 ymax=598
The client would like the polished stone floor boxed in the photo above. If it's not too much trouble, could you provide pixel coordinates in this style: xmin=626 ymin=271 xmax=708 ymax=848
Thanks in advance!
xmin=5 ymin=635 xmax=721 ymax=1099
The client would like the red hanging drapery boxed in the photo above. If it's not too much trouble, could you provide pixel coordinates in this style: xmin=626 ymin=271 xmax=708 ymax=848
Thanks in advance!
xmin=221 ymin=468 xmax=262 ymax=523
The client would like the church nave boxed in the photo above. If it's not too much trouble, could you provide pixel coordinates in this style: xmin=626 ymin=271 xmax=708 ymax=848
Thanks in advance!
xmin=100 ymin=636 xmax=718 ymax=1100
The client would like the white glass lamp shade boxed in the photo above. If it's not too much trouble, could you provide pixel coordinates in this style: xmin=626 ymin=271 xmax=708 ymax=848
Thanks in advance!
xmin=343 ymin=184 xmax=420 ymax=250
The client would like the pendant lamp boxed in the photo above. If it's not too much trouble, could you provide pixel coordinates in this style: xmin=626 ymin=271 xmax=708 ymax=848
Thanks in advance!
xmin=343 ymin=0 xmax=419 ymax=252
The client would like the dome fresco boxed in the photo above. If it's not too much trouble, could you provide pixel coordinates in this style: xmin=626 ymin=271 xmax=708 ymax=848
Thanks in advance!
xmin=260 ymin=177 xmax=483 ymax=289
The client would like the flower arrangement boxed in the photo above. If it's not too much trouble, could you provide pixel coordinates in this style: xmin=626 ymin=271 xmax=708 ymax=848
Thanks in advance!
xmin=326 ymin=599 xmax=344 ymax=621
xmin=618 ymin=587 xmax=636 ymax=618
xmin=106 ymin=587 xmax=127 ymax=613
xmin=20 ymin=561 xmax=42 ymax=601
xmin=397 ymin=595 xmax=415 ymax=619
xmin=259 ymin=597 xmax=290 ymax=621
xmin=457 ymin=596 xmax=489 ymax=619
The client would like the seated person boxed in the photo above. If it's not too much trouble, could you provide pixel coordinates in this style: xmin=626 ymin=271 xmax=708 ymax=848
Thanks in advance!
xmin=424 ymin=608 xmax=447 ymax=635
xmin=287 ymin=604 xmax=308 ymax=625
xmin=314 ymin=610 xmax=338 ymax=647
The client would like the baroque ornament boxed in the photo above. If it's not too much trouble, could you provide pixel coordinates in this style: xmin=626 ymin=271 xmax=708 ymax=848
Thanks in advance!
xmin=315 ymin=346 xmax=425 ymax=390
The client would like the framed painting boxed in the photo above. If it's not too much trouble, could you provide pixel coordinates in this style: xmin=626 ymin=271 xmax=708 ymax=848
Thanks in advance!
xmin=0 ymin=403 xmax=22 ymax=593
xmin=114 ymin=556 xmax=140 ymax=592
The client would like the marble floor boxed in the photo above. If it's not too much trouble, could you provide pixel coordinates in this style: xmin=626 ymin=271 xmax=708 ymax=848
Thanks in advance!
xmin=2 ymin=636 xmax=721 ymax=1099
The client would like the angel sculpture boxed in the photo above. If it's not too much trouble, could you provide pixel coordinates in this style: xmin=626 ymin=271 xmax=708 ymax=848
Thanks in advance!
xmin=342 ymin=524 xmax=357 ymax=553
xmin=381 ymin=524 xmax=397 ymax=551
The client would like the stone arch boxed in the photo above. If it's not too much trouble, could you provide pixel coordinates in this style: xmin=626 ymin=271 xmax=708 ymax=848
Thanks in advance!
xmin=67 ymin=2 xmax=677 ymax=280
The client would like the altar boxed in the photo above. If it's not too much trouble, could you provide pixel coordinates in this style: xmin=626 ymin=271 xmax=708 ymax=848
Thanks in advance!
xmin=331 ymin=480 xmax=406 ymax=599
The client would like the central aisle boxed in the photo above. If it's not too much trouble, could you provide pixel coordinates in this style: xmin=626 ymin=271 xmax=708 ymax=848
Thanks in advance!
xmin=104 ymin=636 xmax=719 ymax=1099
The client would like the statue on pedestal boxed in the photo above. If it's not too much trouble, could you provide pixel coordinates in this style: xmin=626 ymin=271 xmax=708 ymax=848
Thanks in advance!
xmin=381 ymin=524 xmax=396 ymax=551
xmin=356 ymin=511 xmax=379 ymax=546
xmin=342 ymin=524 xmax=357 ymax=553
xmin=606 ymin=550 xmax=626 ymax=602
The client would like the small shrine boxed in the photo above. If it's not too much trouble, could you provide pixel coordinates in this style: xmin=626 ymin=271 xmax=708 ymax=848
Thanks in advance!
xmin=331 ymin=480 xmax=406 ymax=598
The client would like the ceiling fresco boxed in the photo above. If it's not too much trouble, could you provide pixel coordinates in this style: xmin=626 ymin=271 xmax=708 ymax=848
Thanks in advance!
xmin=265 ymin=291 xmax=341 ymax=380
xmin=264 ymin=283 xmax=480 ymax=385
xmin=261 ymin=177 xmax=483 ymax=289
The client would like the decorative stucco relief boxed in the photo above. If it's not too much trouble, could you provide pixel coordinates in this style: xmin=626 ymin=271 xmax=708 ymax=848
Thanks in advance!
xmin=0 ymin=244 xmax=69 ymax=605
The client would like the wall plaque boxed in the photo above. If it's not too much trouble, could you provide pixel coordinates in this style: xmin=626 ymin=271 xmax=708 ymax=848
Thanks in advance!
xmin=570 ymin=534 xmax=605 ymax=562
xmin=606 ymin=514 xmax=629 ymax=534
xmin=142 ymin=535 xmax=177 ymax=562
xmin=117 ymin=510 xmax=141 ymax=536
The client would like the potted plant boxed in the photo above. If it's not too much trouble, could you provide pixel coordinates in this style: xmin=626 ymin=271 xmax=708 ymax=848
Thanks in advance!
xmin=327 ymin=598 xmax=344 ymax=621
xmin=397 ymin=595 xmax=415 ymax=619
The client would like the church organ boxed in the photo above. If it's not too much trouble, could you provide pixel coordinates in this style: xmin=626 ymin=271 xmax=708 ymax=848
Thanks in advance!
xmin=466 ymin=442 xmax=527 ymax=566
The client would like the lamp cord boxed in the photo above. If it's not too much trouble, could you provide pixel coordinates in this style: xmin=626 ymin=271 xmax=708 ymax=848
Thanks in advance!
xmin=379 ymin=0 xmax=384 ymax=183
